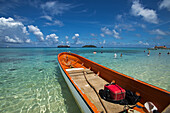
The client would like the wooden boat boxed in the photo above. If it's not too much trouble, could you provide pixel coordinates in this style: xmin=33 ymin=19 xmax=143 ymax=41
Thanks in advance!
xmin=57 ymin=52 xmax=170 ymax=113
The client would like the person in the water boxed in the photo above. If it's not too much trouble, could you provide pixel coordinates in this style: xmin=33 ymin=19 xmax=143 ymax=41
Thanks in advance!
xmin=114 ymin=53 xmax=117 ymax=58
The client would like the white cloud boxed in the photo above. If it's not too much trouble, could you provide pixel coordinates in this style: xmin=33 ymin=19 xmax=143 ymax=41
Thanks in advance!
xmin=101 ymin=27 xmax=121 ymax=39
xmin=28 ymin=25 xmax=44 ymax=41
xmin=65 ymin=36 xmax=69 ymax=40
xmin=100 ymin=33 xmax=105 ymax=37
xmin=4 ymin=35 xmax=23 ymax=43
xmin=41 ymin=1 xmax=73 ymax=16
xmin=46 ymin=33 xmax=59 ymax=43
xmin=116 ymin=14 xmax=122 ymax=20
xmin=75 ymin=40 xmax=83 ymax=44
xmin=23 ymin=26 xmax=29 ymax=35
xmin=159 ymin=0 xmax=170 ymax=11
xmin=138 ymin=41 xmax=149 ymax=46
xmin=46 ymin=20 xmax=64 ymax=27
xmin=5 ymin=36 xmax=17 ymax=43
xmin=72 ymin=36 xmax=76 ymax=40
xmin=91 ymin=33 xmax=96 ymax=37
xmin=113 ymin=29 xmax=121 ymax=39
xmin=75 ymin=34 xmax=79 ymax=37
xmin=64 ymin=36 xmax=69 ymax=45
xmin=25 ymin=39 xmax=31 ymax=43
xmin=0 ymin=17 xmax=22 ymax=27
xmin=13 ymin=15 xmax=33 ymax=24
xmin=103 ymin=40 xmax=106 ymax=44
xmin=0 ymin=17 xmax=30 ymax=44
xmin=139 ymin=24 xmax=146 ymax=28
xmin=66 ymin=41 xmax=69 ymax=45
xmin=101 ymin=27 xmax=113 ymax=35
xmin=131 ymin=0 xmax=158 ymax=24
xmin=54 ymin=20 xmax=64 ymax=26
xmin=72 ymin=33 xmax=82 ymax=44
xmin=41 ymin=15 xmax=52 ymax=21
xmin=138 ymin=41 xmax=142 ymax=44
xmin=114 ymin=23 xmax=146 ymax=32
xmin=150 ymin=29 xmax=166 ymax=35
xmin=41 ymin=15 xmax=64 ymax=27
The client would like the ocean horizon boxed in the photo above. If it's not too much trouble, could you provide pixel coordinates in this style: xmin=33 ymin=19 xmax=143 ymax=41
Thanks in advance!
xmin=0 ymin=47 xmax=169 ymax=113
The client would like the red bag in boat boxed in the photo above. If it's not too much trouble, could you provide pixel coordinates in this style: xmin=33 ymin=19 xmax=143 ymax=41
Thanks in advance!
xmin=104 ymin=84 xmax=126 ymax=101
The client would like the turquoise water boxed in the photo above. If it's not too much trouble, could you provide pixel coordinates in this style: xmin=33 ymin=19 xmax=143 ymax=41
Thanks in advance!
xmin=0 ymin=48 xmax=169 ymax=113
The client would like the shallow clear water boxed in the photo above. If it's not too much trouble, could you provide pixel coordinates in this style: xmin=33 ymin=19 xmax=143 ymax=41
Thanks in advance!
xmin=0 ymin=47 xmax=169 ymax=113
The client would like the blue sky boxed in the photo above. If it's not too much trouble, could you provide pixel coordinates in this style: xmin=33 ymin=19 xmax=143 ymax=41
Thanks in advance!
xmin=0 ymin=0 xmax=170 ymax=47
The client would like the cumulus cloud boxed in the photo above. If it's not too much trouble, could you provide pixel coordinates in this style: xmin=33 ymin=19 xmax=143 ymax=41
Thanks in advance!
xmin=41 ymin=1 xmax=73 ymax=16
xmin=101 ymin=27 xmax=121 ymax=39
xmin=159 ymin=0 xmax=170 ymax=11
xmin=0 ymin=17 xmax=30 ymax=44
xmin=72 ymin=33 xmax=82 ymax=44
xmin=28 ymin=25 xmax=44 ymax=41
xmin=4 ymin=36 xmax=20 ymax=43
xmin=46 ymin=33 xmax=59 ymax=44
xmin=75 ymin=34 xmax=79 ymax=37
xmin=65 ymin=36 xmax=69 ymax=45
xmin=25 ymin=39 xmax=31 ymax=43
xmin=138 ymin=41 xmax=149 ymax=46
xmin=0 ymin=17 xmax=22 ymax=27
xmin=131 ymin=0 xmax=158 ymax=24
xmin=150 ymin=29 xmax=166 ymax=35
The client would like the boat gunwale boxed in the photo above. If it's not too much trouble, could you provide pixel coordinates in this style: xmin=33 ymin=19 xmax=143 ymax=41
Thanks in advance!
xmin=62 ymin=52 xmax=169 ymax=94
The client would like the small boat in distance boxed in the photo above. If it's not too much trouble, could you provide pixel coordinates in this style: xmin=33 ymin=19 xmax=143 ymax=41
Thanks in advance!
xmin=57 ymin=52 xmax=170 ymax=113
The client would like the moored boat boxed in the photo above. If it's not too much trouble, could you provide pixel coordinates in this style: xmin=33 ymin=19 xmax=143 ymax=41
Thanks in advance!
xmin=57 ymin=52 xmax=170 ymax=113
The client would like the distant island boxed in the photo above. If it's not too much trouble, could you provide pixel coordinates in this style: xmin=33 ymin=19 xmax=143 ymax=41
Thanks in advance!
xmin=147 ymin=45 xmax=170 ymax=50
xmin=82 ymin=45 xmax=97 ymax=48
xmin=57 ymin=45 xmax=70 ymax=48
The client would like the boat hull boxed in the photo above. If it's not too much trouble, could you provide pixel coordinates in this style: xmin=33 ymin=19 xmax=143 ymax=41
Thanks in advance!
xmin=58 ymin=62 xmax=93 ymax=113
xmin=58 ymin=52 xmax=170 ymax=113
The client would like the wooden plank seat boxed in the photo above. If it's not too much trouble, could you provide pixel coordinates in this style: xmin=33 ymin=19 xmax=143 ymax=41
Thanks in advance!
xmin=67 ymin=68 xmax=125 ymax=113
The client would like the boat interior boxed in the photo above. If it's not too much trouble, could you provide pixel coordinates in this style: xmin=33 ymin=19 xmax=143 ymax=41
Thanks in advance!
xmin=66 ymin=68 xmax=127 ymax=113
xmin=59 ymin=52 xmax=170 ymax=113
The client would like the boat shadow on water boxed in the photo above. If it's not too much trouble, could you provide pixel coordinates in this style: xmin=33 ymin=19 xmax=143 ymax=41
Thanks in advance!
xmin=55 ymin=66 xmax=81 ymax=113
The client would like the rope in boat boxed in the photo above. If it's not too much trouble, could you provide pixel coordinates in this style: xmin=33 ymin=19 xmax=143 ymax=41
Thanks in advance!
xmin=83 ymin=71 xmax=108 ymax=113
